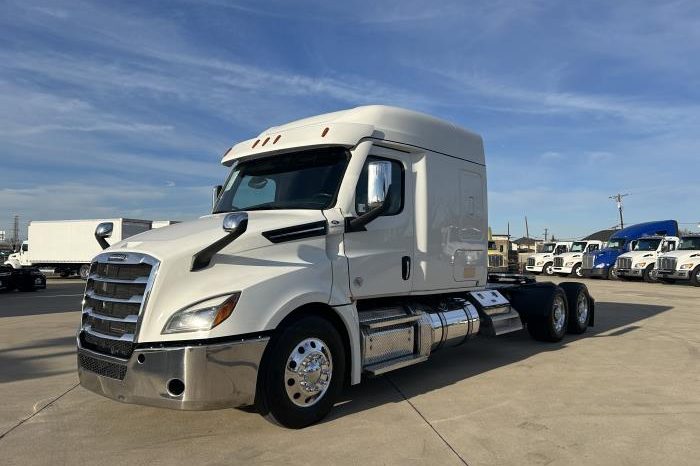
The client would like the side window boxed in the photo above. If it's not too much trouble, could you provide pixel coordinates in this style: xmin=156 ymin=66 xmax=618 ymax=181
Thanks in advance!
xmin=587 ymin=244 xmax=599 ymax=253
xmin=355 ymin=157 xmax=404 ymax=216
xmin=22 ymin=243 xmax=28 ymax=252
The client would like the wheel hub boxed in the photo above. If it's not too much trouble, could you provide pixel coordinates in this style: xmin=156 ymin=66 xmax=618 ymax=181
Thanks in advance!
xmin=553 ymin=295 xmax=566 ymax=333
xmin=284 ymin=338 xmax=332 ymax=407
xmin=576 ymin=294 xmax=588 ymax=325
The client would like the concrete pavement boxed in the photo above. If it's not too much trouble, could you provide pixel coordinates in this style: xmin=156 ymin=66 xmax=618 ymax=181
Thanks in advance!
xmin=1 ymin=278 xmax=698 ymax=465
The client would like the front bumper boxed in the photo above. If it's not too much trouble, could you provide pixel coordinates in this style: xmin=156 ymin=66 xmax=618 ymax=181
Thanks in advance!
xmin=552 ymin=266 xmax=573 ymax=274
xmin=616 ymin=268 xmax=643 ymax=278
xmin=653 ymin=269 xmax=690 ymax=280
xmin=78 ymin=336 xmax=269 ymax=410
xmin=525 ymin=265 xmax=543 ymax=273
xmin=581 ymin=267 xmax=608 ymax=278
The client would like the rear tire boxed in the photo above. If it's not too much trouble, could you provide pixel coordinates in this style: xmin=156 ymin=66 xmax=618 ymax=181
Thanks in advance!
xmin=511 ymin=286 xmax=568 ymax=342
xmin=559 ymin=283 xmax=591 ymax=334
xmin=257 ymin=316 xmax=345 ymax=428
xmin=59 ymin=269 xmax=70 ymax=278
xmin=659 ymin=278 xmax=676 ymax=284
xmin=690 ymin=266 xmax=700 ymax=287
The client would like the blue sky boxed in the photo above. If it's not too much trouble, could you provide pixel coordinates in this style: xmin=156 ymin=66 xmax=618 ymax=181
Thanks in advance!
xmin=2 ymin=0 xmax=699 ymax=239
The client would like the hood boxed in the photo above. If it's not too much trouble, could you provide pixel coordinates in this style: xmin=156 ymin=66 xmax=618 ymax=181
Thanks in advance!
xmin=659 ymin=250 xmax=700 ymax=261
xmin=558 ymin=251 xmax=584 ymax=260
xmin=108 ymin=210 xmax=327 ymax=262
xmin=618 ymin=250 xmax=658 ymax=260
xmin=585 ymin=247 xmax=622 ymax=267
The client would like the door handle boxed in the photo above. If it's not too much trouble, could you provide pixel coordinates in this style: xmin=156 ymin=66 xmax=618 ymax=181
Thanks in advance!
xmin=402 ymin=256 xmax=411 ymax=281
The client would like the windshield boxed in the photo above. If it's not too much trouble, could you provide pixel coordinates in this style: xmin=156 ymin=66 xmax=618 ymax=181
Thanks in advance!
xmin=213 ymin=148 xmax=350 ymax=213
xmin=679 ymin=237 xmax=700 ymax=250
xmin=634 ymin=238 xmax=661 ymax=251
xmin=606 ymin=238 xmax=626 ymax=250
xmin=570 ymin=241 xmax=587 ymax=253
xmin=542 ymin=243 xmax=555 ymax=253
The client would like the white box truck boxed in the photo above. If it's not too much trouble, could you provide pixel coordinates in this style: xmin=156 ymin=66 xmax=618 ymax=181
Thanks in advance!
xmin=525 ymin=241 xmax=573 ymax=275
xmin=552 ymin=240 xmax=604 ymax=277
xmin=5 ymin=219 xmax=152 ymax=278
xmin=76 ymin=106 xmax=596 ymax=428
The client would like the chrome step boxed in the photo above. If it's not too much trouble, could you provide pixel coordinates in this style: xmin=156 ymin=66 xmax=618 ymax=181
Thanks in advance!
xmin=364 ymin=355 xmax=429 ymax=376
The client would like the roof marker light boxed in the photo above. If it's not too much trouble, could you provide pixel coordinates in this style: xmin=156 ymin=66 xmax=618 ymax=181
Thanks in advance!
xmin=321 ymin=127 xmax=329 ymax=137
xmin=252 ymin=139 xmax=260 ymax=148
xmin=273 ymin=135 xmax=281 ymax=144
xmin=262 ymin=137 xmax=270 ymax=146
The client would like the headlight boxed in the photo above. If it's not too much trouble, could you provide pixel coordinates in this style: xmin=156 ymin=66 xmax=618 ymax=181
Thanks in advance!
xmin=163 ymin=292 xmax=241 ymax=334
xmin=635 ymin=262 xmax=646 ymax=268
xmin=680 ymin=263 xmax=695 ymax=270
xmin=565 ymin=262 xmax=574 ymax=267
xmin=595 ymin=263 xmax=606 ymax=268
xmin=536 ymin=261 xmax=544 ymax=266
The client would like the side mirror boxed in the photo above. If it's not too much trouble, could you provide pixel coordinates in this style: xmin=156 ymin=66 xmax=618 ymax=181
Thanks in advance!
xmin=366 ymin=160 xmax=392 ymax=211
xmin=212 ymin=185 xmax=223 ymax=210
xmin=191 ymin=212 xmax=249 ymax=271
xmin=95 ymin=222 xmax=114 ymax=250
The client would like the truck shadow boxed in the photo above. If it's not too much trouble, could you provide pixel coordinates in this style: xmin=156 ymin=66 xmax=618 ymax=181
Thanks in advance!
xmin=0 ymin=336 xmax=76 ymax=383
xmin=324 ymin=301 xmax=672 ymax=424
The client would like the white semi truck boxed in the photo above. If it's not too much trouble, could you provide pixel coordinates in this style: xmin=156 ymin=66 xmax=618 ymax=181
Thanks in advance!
xmin=653 ymin=234 xmax=700 ymax=286
xmin=525 ymin=241 xmax=573 ymax=275
xmin=614 ymin=234 xmax=680 ymax=282
xmin=552 ymin=240 xmax=604 ymax=277
xmin=76 ymin=106 xmax=595 ymax=428
xmin=4 ymin=219 xmax=152 ymax=278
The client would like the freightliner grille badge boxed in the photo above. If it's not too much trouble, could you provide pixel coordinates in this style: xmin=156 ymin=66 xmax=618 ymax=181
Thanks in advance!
xmin=107 ymin=253 xmax=128 ymax=262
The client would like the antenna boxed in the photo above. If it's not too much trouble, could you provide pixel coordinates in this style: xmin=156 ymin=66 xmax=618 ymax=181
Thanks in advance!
xmin=609 ymin=193 xmax=629 ymax=229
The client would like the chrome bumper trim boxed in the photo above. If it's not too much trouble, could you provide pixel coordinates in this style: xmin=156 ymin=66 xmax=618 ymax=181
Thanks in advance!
xmin=78 ymin=336 xmax=269 ymax=410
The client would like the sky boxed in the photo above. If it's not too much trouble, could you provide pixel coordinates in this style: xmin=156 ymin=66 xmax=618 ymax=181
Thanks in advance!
xmin=1 ymin=0 xmax=699 ymax=240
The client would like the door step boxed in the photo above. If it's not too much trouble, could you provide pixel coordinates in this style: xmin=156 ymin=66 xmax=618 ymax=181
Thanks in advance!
xmin=364 ymin=355 xmax=428 ymax=375
xmin=480 ymin=308 xmax=523 ymax=336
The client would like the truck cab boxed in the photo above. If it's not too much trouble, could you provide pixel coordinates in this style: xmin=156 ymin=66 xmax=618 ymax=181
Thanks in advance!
xmin=525 ymin=241 xmax=572 ymax=275
xmin=76 ymin=106 xmax=595 ymax=428
xmin=5 ymin=241 xmax=31 ymax=269
xmin=653 ymin=235 xmax=700 ymax=286
xmin=552 ymin=240 xmax=603 ymax=277
xmin=614 ymin=235 xmax=679 ymax=282
xmin=581 ymin=220 xmax=679 ymax=280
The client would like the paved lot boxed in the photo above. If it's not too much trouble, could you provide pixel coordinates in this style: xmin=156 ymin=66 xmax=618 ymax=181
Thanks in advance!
xmin=1 ymin=278 xmax=698 ymax=465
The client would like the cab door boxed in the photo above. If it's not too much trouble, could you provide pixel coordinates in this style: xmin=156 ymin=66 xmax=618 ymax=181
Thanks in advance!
xmin=343 ymin=147 xmax=414 ymax=298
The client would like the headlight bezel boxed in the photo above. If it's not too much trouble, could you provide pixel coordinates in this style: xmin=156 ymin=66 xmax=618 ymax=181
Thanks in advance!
xmin=163 ymin=292 xmax=241 ymax=334
xmin=679 ymin=263 xmax=695 ymax=270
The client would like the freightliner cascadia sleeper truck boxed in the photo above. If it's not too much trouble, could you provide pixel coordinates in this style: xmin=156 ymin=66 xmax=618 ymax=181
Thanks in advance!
xmin=77 ymin=106 xmax=595 ymax=428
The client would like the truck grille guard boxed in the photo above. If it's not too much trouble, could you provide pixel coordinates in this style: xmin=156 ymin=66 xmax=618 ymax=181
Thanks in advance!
xmin=79 ymin=253 xmax=159 ymax=371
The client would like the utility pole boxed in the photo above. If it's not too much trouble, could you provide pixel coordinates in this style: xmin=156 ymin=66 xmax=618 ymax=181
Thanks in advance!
xmin=543 ymin=228 xmax=548 ymax=242
xmin=525 ymin=216 xmax=529 ymax=239
xmin=12 ymin=215 xmax=19 ymax=250
xmin=609 ymin=193 xmax=629 ymax=229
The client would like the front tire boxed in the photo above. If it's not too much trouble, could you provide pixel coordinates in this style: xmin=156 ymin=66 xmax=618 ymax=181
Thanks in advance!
xmin=690 ymin=266 xmax=700 ymax=287
xmin=607 ymin=267 xmax=618 ymax=280
xmin=543 ymin=262 xmax=554 ymax=276
xmin=643 ymin=265 xmax=657 ymax=283
xmin=571 ymin=264 xmax=583 ymax=278
xmin=257 ymin=316 xmax=345 ymax=428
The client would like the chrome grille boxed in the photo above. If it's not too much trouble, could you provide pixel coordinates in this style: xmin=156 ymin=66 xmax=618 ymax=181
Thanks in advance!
xmin=616 ymin=257 xmax=632 ymax=270
xmin=80 ymin=253 xmax=159 ymax=362
xmin=582 ymin=254 xmax=594 ymax=269
xmin=554 ymin=257 xmax=564 ymax=267
xmin=657 ymin=257 xmax=677 ymax=272
xmin=527 ymin=257 xmax=535 ymax=267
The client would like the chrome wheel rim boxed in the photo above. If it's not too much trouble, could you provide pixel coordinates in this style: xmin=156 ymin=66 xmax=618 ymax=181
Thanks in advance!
xmin=546 ymin=265 xmax=553 ymax=275
xmin=575 ymin=266 xmax=582 ymax=278
xmin=553 ymin=295 xmax=566 ymax=333
xmin=284 ymin=338 xmax=332 ymax=407
xmin=576 ymin=293 xmax=588 ymax=326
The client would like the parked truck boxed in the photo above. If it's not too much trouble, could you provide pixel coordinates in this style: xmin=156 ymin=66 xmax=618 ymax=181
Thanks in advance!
xmin=76 ymin=106 xmax=595 ymax=428
xmin=525 ymin=241 xmax=573 ymax=276
xmin=614 ymin=234 xmax=679 ymax=282
xmin=4 ymin=219 xmax=152 ymax=279
xmin=552 ymin=240 xmax=604 ymax=277
xmin=487 ymin=227 xmax=507 ymax=273
xmin=653 ymin=234 xmax=700 ymax=286
xmin=581 ymin=220 xmax=679 ymax=279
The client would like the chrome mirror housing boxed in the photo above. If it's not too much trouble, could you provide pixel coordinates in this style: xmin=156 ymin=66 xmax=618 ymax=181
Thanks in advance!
xmin=95 ymin=222 xmax=114 ymax=250
xmin=367 ymin=160 xmax=392 ymax=210
xmin=223 ymin=212 xmax=248 ymax=233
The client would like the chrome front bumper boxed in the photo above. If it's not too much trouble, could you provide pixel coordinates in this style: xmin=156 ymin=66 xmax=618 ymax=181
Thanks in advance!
xmin=616 ymin=268 xmax=643 ymax=277
xmin=78 ymin=336 xmax=269 ymax=410
xmin=653 ymin=270 xmax=690 ymax=280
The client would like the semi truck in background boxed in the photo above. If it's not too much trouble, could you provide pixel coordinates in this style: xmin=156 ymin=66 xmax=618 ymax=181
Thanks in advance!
xmin=653 ymin=234 xmax=700 ymax=286
xmin=614 ymin=234 xmax=680 ymax=282
xmin=581 ymin=220 xmax=679 ymax=280
xmin=4 ymin=219 xmax=152 ymax=279
xmin=76 ymin=105 xmax=596 ymax=428
xmin=552 ymin=240 xmax=605 ymax=277
xmin=487 ymin=227 xmax=507 ymax=273
xmin=525 ymin=241 xmax=573 ymax=275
